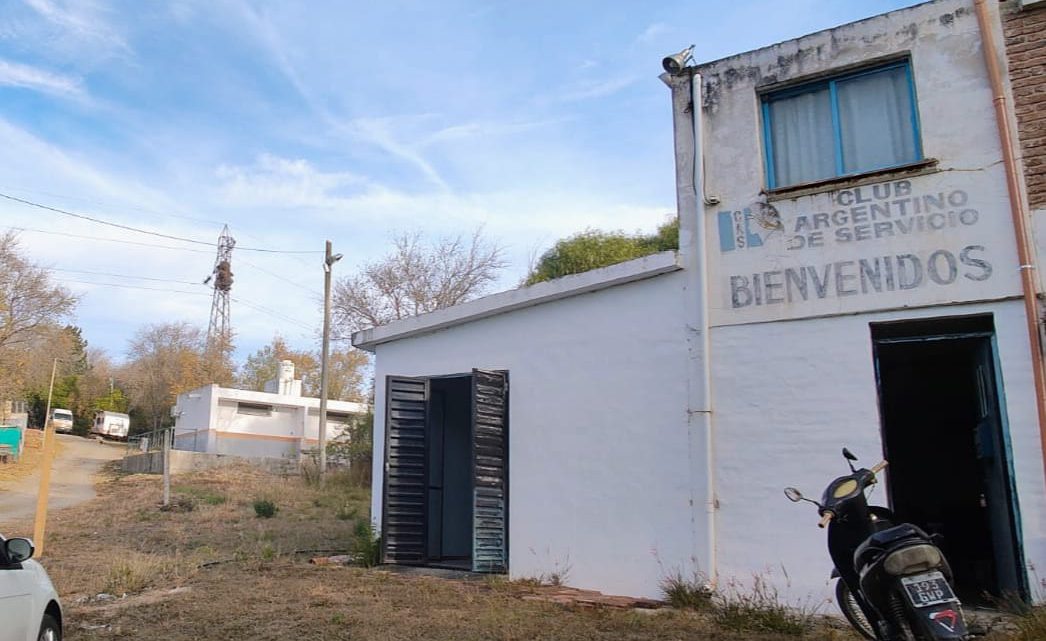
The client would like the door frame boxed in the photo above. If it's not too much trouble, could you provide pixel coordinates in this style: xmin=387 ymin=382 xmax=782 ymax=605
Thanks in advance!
xmin=869 ymin=317 xmax=1028 ymax=600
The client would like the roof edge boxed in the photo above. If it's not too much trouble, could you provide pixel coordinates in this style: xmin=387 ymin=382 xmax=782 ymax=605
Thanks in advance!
xmin=352 ymin=250 xmax=682 ymax=351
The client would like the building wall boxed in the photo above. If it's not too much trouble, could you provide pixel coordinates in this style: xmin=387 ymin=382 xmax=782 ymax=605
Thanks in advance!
xmin=685 ymin=0 xmax=1046 ymax=604
xmin=1002 ymin=0 xmax=1046 ymax=210
xmin=172 ymin=384 xmax=364 ymax=459
xmin=371 ymin=271 xmax=693 ymax=599
xmin=711 ymin=300 xmax=1044 ymax=604
xmin=698 ymin=0 xmax=1019 ymax=327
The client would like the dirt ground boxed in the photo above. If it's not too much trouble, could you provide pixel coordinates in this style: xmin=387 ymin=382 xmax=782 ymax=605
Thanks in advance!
xmin=0 ymin=429 xmax=60 ymax=486
xmin=0 ymin=432 xmax=122 ymax=520
xmin=2 ymin=464 xmax=1037 ymax=641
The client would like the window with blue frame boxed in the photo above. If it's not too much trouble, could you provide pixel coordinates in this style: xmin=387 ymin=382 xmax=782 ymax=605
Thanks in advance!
xmin=762 ymin=61 xmax=922 ymax=189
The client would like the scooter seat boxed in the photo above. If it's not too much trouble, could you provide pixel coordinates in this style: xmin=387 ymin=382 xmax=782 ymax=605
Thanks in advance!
xmin=853 ymin=523 xmax=930 ymax=572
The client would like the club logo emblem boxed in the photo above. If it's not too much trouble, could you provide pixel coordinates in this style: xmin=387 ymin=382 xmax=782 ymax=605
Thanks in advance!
xmin=929 ymin=608 xmax=958 ymax=633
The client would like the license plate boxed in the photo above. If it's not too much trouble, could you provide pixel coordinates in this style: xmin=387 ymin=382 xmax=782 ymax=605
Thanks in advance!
xmin=901 ymin=571 xmax=957 ymax=608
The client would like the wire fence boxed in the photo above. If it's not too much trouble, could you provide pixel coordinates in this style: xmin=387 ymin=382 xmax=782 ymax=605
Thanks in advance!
xmin=126 ymin=427 xmax=173 ymax=454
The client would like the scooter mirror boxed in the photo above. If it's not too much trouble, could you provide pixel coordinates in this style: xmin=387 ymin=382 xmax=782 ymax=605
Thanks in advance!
xmin=784 ymin=487 xmax=804 ymax=502
xmin=842 ymin=448 xmax=858 ymax=462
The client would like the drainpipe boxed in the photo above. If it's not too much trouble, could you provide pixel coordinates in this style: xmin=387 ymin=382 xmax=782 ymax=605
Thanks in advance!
xmin=974 ymin=0 xmax=1046 ymax=484
xmin=663 ymin=67 xmax=718 ymax=584
xmin=690 ymin=69 xmax=718 ymax=585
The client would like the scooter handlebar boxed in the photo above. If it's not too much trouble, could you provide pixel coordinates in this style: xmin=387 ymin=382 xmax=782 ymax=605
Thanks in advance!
xmin=818 ymin=512 xmax=833 ymax=528
xmin=870 ymin=460 xmax=889 ymax=474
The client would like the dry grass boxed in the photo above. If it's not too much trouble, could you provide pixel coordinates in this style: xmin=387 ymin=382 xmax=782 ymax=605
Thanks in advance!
xmin=0 ymin=429 xmax=65 ymax=486
xmin=2 ymin=463 xmax=872 ymax=641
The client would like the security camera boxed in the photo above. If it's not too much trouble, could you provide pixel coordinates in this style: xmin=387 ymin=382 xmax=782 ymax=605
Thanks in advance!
xmin=662 ymin=45 xmax=695 ymax=74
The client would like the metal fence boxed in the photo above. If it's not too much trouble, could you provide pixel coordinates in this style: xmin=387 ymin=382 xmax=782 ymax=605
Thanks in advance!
xmin=126 ymin=427 xmax=173 ymax=454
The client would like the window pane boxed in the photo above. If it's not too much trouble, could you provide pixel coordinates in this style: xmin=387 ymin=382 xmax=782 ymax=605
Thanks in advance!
xmin=837 ymin=66 xmax=917 ymax=174
xmin=768 ymin=87 xmax=835 ymax=187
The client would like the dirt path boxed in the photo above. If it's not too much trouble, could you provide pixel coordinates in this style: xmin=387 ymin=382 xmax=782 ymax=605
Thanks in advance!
xmin=0 ymin=433 xmax=124 ymax=526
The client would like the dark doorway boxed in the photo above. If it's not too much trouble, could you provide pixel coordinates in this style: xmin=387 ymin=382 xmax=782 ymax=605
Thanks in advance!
xmin=427 ymin=376 xmax=474 ymax=568
xmin=382 ymin=370 xmax=509 ymax=574
xmin=872 ymin=316 xmax=1025 ymax=603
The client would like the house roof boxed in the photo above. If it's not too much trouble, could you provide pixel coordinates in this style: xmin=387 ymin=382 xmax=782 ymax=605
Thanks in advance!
xmin=352 ymin=250 xmax=681 ymax=351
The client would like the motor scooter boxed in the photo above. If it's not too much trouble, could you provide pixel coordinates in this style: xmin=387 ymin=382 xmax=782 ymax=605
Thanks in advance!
xmin=784 ymin=448 xmax=968 ymax=641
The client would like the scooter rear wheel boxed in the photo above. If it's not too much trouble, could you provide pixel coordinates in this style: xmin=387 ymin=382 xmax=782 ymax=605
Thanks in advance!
xmin=835 ymin=579 xmax=877 ymax=641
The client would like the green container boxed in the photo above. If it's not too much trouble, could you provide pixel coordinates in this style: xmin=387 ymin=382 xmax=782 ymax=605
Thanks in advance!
xmin=0 ymin=426 xmax=21 ymax=459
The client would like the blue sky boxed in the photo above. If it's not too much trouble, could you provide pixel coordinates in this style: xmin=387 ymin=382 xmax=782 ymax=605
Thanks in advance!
xmin=0 ymin=0 xmax=919 ymax=362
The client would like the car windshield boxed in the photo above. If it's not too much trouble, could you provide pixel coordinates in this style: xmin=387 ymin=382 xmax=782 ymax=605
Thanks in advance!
xmin=53 ymin=411 xmax=72 ymax=418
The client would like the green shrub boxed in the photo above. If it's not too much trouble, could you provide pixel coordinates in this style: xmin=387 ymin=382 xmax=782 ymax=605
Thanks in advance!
xmin=253 ymin=499 xmax=278 ymax=519
xmin=525 ymin=217 xmax=679 ymax=285
xmin=352 ymin=520 xmax=381 ymax=568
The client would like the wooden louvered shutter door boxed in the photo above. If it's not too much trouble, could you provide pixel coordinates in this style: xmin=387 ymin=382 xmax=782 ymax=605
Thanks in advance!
xmin=471 ymin=369 xmax=508 ymax=573
xmin=382 ymin=376 xmax=429 ymax=565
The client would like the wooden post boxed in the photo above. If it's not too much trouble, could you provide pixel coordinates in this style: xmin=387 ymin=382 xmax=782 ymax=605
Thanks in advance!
xmin=162 ymin=428 xmax=171 ymax=506
xmin=32 ymin=359 xmax=58 ymax=556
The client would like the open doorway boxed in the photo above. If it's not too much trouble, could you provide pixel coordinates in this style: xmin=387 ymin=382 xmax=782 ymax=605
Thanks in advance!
xmin=382 ymin=370 xmax=508 ymax=573
xmin=872 ymin=316 xmax=1025 ymax=603
xmin=427 ymin=376 xmax=473 ymax=568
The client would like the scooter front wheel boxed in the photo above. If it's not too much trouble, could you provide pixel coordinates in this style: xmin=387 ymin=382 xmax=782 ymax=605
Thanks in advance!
xmin=835 ymin=579 xmax=877 ymax=641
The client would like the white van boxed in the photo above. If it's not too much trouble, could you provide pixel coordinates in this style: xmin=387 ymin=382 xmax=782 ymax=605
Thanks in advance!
xmin=50 ymin=409 xmax=73 ymax=433
xmin=92 ymin=411 xmax=130 ymax=440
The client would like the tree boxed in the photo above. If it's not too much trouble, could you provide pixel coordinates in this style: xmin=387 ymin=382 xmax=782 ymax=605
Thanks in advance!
xmin=238 ymin=335 xmax=367 ymax=402
xmin=332 ymin=229 xmax=506 ymax=336
xmin=525 ymin=216 xmax=679 ymax=285
xmin=17 ymin=325 xmax=89 ymax=428
xmin=122 ymin=322 xmax=231 ymax=431
xmin=0 ymin=233 xmax=79 ymax=414
xmin=0 ymin=232 xmax=78 ymax=351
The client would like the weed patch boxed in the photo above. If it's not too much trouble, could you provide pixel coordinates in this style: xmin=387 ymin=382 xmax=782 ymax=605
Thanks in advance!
xmin=659 ymin=570 xmax=713 ymax=611
xmin=351 ymin=520 xmax=381 ymax=567
xmin=711 ymin=575 xmax=820 ymax=636
xmin=253 ymin=499 xmax=278 ymax=518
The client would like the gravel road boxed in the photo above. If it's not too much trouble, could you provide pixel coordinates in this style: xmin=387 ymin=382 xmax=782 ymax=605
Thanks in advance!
xmin=0 ymin=433 xmax=124 ymax=527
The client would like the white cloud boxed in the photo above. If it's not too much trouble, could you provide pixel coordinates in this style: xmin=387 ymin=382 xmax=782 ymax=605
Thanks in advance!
xmin=21 ymin=0 xmax=130 ymax=59
xmin=215 ymin=153 xmax=368 ymax=209
xmin=549 ymin=76 xmax=639 ymax=104
xmin=635 ymin=22 xmax=670 ymax=46
xmin=0 ymin=59 xmax=84 ymax=98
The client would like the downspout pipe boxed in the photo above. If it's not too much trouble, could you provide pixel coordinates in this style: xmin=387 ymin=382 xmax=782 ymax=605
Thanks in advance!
xmin=662 ymin=66 xmax=718 ymax=584
xmin=974 ymin=0 xmax=1046 ymax=485
xmin=689 ymin=69 xmax=717 ymax=585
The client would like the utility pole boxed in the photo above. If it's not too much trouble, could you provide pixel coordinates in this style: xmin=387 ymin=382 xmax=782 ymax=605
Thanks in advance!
xmin=32 ymin=358 xmax=58 ymax=556
xmin=318 ymin=240 xmax=342 ymax=482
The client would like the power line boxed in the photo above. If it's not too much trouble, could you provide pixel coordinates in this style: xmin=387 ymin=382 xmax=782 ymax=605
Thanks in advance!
xmin=0 ymin=185 xmax=223 ymax=227
xmin=56 ymin=278 xmax=211 ymax=297
xmin=1 ymin=192 xmax=324 ymax=254
xmin=239 ymin=257 xmax=321 ymax=295
xmin=9 ymin=226 xmax=214 ymax=253
xmin=50 ymin=267 xmax=202 ymax=286
xmin=55 ymin=277 xmax=316 ymax=332
xmin=232 ymin=296 xmax=314 ymax=332
xmin=3 ymin=192 xmax=215 ymax=246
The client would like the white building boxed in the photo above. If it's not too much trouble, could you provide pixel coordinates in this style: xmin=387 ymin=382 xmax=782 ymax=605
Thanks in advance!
xmin=172 ymin=361 xmax=369 ymax=460
xmin=353 ymin=0 xmax=1046 ymax=605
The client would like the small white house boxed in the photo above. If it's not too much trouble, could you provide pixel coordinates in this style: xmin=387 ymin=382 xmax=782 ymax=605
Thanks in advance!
xmin=353 ymin=0 xmax=1046 ymax=606
xmin=172 ymin=361 xmax=369 ymax=460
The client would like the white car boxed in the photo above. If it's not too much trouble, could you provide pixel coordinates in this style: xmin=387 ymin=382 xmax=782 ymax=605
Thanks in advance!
xmin=0 ymin=536 xmax=62 ymax=641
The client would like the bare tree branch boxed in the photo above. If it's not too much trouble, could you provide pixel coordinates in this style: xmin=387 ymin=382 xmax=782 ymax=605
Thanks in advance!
xmin=331 ymin=228 xmax=506 ymax=339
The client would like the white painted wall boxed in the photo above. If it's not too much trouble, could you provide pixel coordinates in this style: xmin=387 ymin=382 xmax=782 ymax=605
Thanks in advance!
xmin=371 ymin=271 xmax=695 ymax=599
xmin=711 ymin=300 xmax=1045 ymax=605
xmin=358 ymin=0 xmax=1046 ymax=608
xmin=172 ymin=384 xmax=368 ymax=459
xmin=687 ymin=0 xmax=1046 ymax=604
xmin=698 ymin=0 xmax=1019 ymax=326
